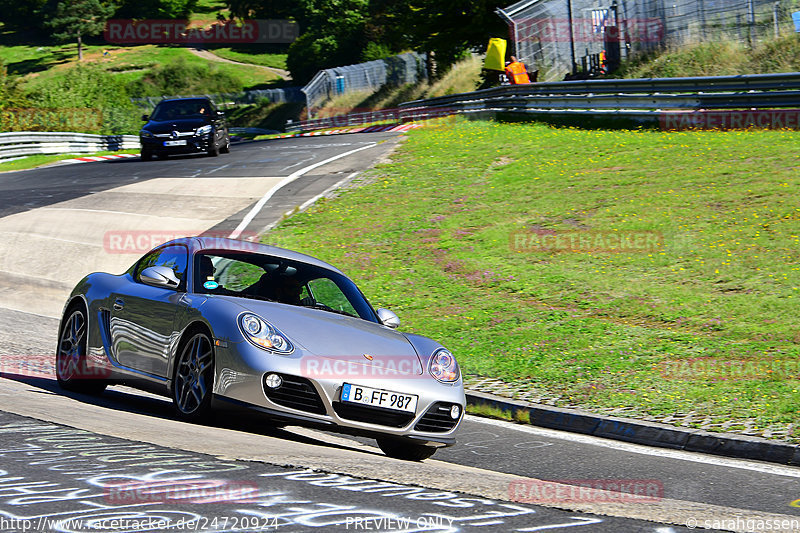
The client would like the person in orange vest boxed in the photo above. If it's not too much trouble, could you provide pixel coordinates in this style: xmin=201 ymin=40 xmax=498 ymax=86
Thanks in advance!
xmin=505 ymin=56 xmax=531 ymax=85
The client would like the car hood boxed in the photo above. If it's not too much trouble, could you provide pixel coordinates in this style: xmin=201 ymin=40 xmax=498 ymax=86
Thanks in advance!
xmin=143 ymin=118 xmax=209 ymax=133
xmin=216 ymin=297 xmax=423 ymax=373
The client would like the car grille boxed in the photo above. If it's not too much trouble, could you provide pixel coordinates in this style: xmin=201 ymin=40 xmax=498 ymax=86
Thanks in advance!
xmin=153 ymin=131 xmax=195 ymax=138
xmin=332 ymin=402 xmax=414 ymax=428
xmin=263 ymin=374 xmax=326 ymax=415
xmin=414 ymin=402 xmax=460 ymax=432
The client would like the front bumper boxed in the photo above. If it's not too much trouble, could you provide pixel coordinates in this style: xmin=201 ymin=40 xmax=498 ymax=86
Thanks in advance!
xmin=212 ymin=341 xmax=466 ymax=447
xmin=140 ymin=134 xmax=214 ymax=154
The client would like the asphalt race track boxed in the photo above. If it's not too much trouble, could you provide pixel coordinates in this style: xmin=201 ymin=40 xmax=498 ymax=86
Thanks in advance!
xmin=0 ymin=134 xmax=798 ymax=532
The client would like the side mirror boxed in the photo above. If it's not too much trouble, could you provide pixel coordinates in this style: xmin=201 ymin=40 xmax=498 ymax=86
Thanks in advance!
xmin=216 ymin=110 xmax=225 ymax=117
xmin=141 ymin=114 xmax=149 ymax=121
xmin=140 ymin=266 xmax=180 ymax=289
xmin=376 ymin=308 xmax=400 ymax=329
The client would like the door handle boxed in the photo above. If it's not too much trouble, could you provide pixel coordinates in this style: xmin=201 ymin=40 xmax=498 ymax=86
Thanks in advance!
xmin=113 ymin=299 xmax=124 ymax=311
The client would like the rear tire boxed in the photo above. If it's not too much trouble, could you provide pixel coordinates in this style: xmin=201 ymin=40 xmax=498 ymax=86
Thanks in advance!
xmin=56 ymin=303 xmax=107 ymax=395
xmin=376 ymin=437 xmax=437 ymax=461
xmin=172 ymin=331 xmax=215 ymax=422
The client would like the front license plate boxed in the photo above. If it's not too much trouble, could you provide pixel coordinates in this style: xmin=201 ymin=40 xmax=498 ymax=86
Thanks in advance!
xmin=163 ymin=140 xmax=186 ymax=146
xmin=341 ymin=383 xmax=417 ymax=412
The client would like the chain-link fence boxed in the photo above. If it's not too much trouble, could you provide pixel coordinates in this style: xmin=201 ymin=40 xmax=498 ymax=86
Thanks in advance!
xmin=499 ymin=0 xmax=798 ymax=81
xmin=129 ymin=53 xmax=427 ymax=121
xmin=302 ymin=52 xmax=427 ymax=115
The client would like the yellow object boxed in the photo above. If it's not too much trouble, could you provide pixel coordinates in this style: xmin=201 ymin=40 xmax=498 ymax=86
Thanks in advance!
xmin=485 ymin=38 xmax=507 ymax=71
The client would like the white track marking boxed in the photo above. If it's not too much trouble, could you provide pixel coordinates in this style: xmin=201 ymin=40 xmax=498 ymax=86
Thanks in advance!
xmin=228 ymin=143 xmax=376 ymax=239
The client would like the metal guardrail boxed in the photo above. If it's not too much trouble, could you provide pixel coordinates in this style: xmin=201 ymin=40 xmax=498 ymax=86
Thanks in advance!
xmin=228 ymin=127 xmax=279 ymax=137
xmin=396 ymin=72 xmax=800 ymax=122
xmin=0 ymin=132 xmax=139 ymax=160
xmin=286 ymin=109 xmax=402 ymax=132
xmin=285 ymin=72 xmax=800 ymax=133
xmin=285 ymin=107 xmax=458 ymax=133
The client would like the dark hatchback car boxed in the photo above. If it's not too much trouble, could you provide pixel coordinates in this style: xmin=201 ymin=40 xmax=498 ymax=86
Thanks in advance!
xmin=139 ymin=97 xmax=230 ymax=160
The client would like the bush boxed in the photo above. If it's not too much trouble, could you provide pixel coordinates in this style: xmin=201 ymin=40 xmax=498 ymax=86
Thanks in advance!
xmin=749 ymin=33 xmax=800 ymax=73
xmin=0 ymin=60 xmax=29 ymax=111
xmin=361 ymin=42 xmax=392 ymax=62
xmin=26 ymin=64 xmax=140 ymax=134
xmin=114 ymin=0 xmax=198 ymax=19
xmin=286 ymin=33 xmax=347 ymax=84
xmin=126 ymin=57 xmax=244 ymax=97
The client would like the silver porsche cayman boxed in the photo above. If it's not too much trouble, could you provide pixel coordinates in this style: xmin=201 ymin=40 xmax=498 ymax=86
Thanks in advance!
xmin=56 ymin=237 xmax=465 ymax=460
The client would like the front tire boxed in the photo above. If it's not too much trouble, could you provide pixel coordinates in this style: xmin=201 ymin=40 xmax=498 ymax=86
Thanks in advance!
xmin=172 ymin=331 xmax=215 ymax=422
xmin=56 ymin=304 xmax=106 ymax=394
xmin=207 ymin=141 xmax=219 ymax=157
xmin=220 ymin=135 xmax=230 ymax=154
xmin=376 ymin=437 xmax=437 ymax=461
xmin=140 ymin=149 xmax=153 ymax=161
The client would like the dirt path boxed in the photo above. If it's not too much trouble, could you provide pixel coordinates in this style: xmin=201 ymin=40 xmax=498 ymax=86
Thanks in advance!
xmin=188 ymin=47 xmax=292 ymax=80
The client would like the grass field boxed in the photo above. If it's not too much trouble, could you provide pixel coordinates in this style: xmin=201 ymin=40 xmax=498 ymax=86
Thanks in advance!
xmin=261 ymin=120 xmax=800 ymax=434
xmin=7 ymin=45 xmax=282 ymax=91
xmin=209 ymin=48 xmax=288 ymax=70
xmin=0 ymin=24 xmax=285 ymax=90
xmin=616 ymin=32 xmax=800 ymax=78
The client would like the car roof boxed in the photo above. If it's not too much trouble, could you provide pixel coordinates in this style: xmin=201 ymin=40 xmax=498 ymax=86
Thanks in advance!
xmin=159 ymin=97 xmax=212 ymax=103
xmin=155 ymin=97 xmax=214 ymax=108
xmin=172 ymin=237 xmax=345 ymax=275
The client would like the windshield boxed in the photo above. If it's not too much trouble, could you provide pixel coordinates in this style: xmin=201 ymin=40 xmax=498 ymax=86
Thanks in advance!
xmin=150 ymin=99 xmax=212 ymax=121
xmin=193 ymin=251 xmax=379 ymax=323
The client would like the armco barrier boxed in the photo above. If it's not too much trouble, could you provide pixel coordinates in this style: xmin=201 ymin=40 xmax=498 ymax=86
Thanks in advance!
xmin=286 ymin=107 xmax=456 ymax=133
xmin=395 ymin=71 xmax=800 ymax=127
xmin=0 ymin=132 xmax=139 ymax=160
xmin=289 ymin=71 xmax=800 ymax=132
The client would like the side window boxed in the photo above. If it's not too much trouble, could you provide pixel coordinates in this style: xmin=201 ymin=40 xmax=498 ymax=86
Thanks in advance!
xmin=307 ymin=278 xmax=358 ymax=317
xmin=134 ymin=245 xmax=188 ymax=290
xmin=217 ymin=258 xmax=263 ymax=292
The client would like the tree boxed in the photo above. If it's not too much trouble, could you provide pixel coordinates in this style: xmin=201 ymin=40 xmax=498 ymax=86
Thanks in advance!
xmin=114 ymin=0 xmax=198 ymax=20
xmin=46 ymin=0 xmax=116 ymax=61
xmin=225 ymin=0 xmax=295 ymax=20
xmin=0 ymin=0 xmax=50 ymax=31
xmin=285 ymin=0 xmax=369 ymax=83
xmin=372 ymin=0 xmax=508 ymax=76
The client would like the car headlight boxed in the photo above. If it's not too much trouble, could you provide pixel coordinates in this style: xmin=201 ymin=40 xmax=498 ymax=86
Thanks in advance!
xmin=140 ymin=130 xmax=153 ymax=138
xmin=196 ymin=125 xmax=213 ymax=135
xmin=429 ymin=348 xmax=460 ymax=383
xmin=238 ymin=313 xmax=293 ymax=354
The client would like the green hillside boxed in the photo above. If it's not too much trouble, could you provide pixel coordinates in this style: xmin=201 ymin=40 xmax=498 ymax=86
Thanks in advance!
xmin=262 ymin=119 xmax=800 ymax=438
